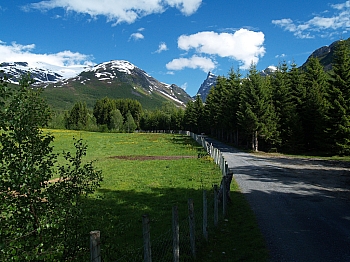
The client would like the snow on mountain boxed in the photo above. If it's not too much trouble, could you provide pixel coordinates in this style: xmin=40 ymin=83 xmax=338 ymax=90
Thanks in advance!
xmin=0 ymin=61 xmax=90 ymax=84
xmin=260 ymin=65 xmax=277 ymax=76
xmin=195 ymin=72 xmax=217 ymax=102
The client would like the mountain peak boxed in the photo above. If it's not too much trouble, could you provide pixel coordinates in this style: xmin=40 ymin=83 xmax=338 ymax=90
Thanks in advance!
xmin=86 ymin=60 xmax=136 ymax=75
xmin=195 ymin=72 xmax=218 ymax=102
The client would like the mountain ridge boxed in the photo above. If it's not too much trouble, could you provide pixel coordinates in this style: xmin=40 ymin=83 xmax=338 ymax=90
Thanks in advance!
xmin=0 ymin=60 xmax=192 ymax=110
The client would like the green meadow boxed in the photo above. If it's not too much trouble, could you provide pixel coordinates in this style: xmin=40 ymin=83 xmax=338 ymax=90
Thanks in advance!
xmin=47 ymin=130 xmax=268 ymax=261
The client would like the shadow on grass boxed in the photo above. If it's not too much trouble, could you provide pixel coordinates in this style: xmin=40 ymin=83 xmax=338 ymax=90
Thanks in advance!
xmin=79 ymin=186 xmax=268 ymax=262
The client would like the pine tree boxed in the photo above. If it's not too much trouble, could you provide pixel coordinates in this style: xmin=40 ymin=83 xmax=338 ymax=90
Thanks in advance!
xmin=302 ymin=56 xmax=329 ymax=150
xmin=271 ymin=62 xmax=301 ymax=151
xmin=327 ymin=39 xmax=350 ymax=154
xmin=237 ymin=64 xmax=279 ymax=151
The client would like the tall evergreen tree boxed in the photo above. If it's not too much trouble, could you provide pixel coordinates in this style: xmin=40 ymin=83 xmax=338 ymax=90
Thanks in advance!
xmin=271 ymin=62 xmax=301 ymax=151
xmin=327 ymin=39 xmax=350 ymax=154
xmin=302 ymin=56 xmax=329 ymax=150
xmin=237 ymin=64 xmax=279 ymax=151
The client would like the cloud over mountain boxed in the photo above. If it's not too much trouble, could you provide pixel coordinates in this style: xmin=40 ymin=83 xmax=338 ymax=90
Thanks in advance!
xmin=25 ymin=0 xmax=202 ymax=24
xmin=0 ymin=40 xmax=94 ymax=78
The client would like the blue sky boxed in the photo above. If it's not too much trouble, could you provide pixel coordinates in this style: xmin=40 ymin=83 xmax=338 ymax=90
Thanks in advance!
xmin=0 ymin=0 xmax=350 ymax=96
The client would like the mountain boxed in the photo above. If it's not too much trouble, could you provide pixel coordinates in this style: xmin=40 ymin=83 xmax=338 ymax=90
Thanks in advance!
xmin=195 ymin=72 xmax=218 ymax=102
xmin=0 ymin=62 xmax=64 ymax=83
xmin=301 ymin=37 xmax=350 ymax=70
xmin=0 ymin=60 xmax=192 ymax=111
xmin=260 ymin=65 xmax=277 ymax=76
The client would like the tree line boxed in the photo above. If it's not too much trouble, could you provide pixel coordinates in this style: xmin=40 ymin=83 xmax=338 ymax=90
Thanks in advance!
xmin=61 ymin=98 xmax=186 ymax=133
xmin=58 ymin=39 xmax=349 ymax=155
xmin=185 ymin=39 xmax=350 ymax=155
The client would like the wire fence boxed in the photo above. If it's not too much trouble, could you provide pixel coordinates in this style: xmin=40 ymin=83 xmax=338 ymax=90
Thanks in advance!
xmin=88 ymin=132 xmax=231 ymax=262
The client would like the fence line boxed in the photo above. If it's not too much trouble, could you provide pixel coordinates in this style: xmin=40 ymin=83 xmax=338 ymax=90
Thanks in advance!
xmin=89 ymin=131 xmax=232 ymax=262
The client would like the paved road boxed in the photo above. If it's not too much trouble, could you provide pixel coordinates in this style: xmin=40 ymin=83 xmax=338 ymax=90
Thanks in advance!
xmin=205 ymin=138 xmax=350 ymax=262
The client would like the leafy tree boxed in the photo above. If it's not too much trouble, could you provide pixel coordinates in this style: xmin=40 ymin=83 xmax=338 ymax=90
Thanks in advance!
xmin=64 ymin=101 xmax=89 ymax=130
xmin=93 ymin=97 xmax=115 ymax=127
xmin=327 ymin=39 xmax=350 ymax=154
xmin=0 ymin=75 xmax=102 ymax=260
xmin=115 ymin=98 xmax=142 ymax=128
xmin=109 ymin=108 xmax=124 ymax=131
xmin=124 ymin=111 xmax=137 ymax=132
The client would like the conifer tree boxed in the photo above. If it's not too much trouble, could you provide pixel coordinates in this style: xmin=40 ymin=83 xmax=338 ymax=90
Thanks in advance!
xmin=302 ymin=56 xmax=329 ymax=150
xmin=327 ymin=39 xmax=350 ymax=154
xmin=271 ymin=62 xmax=301 ymax=151
xmin=237 ymin=64 xmax=279 ymax=151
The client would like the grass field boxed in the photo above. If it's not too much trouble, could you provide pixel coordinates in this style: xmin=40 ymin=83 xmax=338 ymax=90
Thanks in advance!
xmin=47 ymin=129 xmax=268 ymax=261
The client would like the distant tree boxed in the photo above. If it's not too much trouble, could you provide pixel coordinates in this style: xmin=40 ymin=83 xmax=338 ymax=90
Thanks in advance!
xmin=184 ymin=95 xmax=204 ymax=133
xmin=115 ymin=99 xmax=142 ymax=128
xmin=93 ymin=97 xmax=115 ymax=127
xmin=109 ymin=109 xmax=124 ymax=131
xmin=124 ymin=111 xmax=137 ymax=132
xmin=64 ymin=101 xmax=89 ymax=130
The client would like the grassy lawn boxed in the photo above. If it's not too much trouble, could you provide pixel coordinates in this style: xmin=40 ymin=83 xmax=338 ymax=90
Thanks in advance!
xmin=47 ymin=130 xmax=269 ymax=261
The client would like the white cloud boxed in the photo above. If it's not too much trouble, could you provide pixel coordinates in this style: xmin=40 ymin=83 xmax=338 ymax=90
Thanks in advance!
xmin=176 ymin=29 xmax=265 ymax=69
xmin=272 ymin=0 xmax=350 ymax=38
xmin=0 ymin=41 xmax=94 ymax=78
xmin=129 ymin=32 xmax=144 ymax=41
xmin=154 ymin=42 xmax=168 ymax=53
xmin=26 ymin=0 xmax=202 ymax=24
xmin=275 ymin=53 xmax=286 ymax=59
xmin=180 ymin=82 xmax=188 ymax=91
xmin=166 ymin=55 xmax=216 ymax=72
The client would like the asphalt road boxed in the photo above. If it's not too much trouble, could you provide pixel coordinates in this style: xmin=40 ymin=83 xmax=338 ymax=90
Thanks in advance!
xmin=205 ymin=138 xmax=350 ymax=262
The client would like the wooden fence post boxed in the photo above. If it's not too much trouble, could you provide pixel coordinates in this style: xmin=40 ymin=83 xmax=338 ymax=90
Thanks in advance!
xmin=203 ymin=190 xmax=208 ymax=241
xmin=172 ymin=206 xmax=180 ymax=262
xmin=214 ymin=185 xmax=218 ymax=227
xmin=222 ymin=175 xmax=227 ymax=217
xmin=142 ymin=214 xmax=152 ymax=262
xmin=188 ymin=199 xmax=196 ymax=259
xmin=90 ymin=230 xmax=101 ymax=262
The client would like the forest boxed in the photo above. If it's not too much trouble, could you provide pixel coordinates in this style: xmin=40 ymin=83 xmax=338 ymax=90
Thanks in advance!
xmin=60 ymin=39 xmax=350 ymax=155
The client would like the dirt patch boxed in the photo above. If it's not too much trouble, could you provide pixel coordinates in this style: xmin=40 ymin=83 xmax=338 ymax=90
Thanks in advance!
xmin=109 ymin=155 xmax=196 ymax=161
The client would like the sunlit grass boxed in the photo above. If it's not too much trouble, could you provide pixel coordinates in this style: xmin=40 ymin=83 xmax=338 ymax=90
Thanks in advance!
xmin=46 ymin=129 xmax=268 ymax=261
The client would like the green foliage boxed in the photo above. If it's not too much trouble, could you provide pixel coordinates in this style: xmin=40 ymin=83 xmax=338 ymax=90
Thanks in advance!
xmin=109 ymin=109 xmax=124 ymax=131
xmin=327 ymin=39 xmax=350 ymax=155
xmin=184 ymin=95 xmax=204 ymax=133
xmin=302 ymin=56 xmax=329 ymax=150
xmin=237 ymin=64 xmax=279 ymax=151
xmin=93 ymin=97 xmax=142 ymax=131
xmin=64 ymin=101 xmax=90 ymax=130
xmin=0 ymin=75 xmax=102 ymax=261
xmin=123 ymin=111 xmax=137 ymax=133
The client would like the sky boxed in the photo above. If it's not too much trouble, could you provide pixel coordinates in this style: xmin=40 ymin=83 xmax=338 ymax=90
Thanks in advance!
xmin=0 ymin=0 xmax=350 ymax=96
